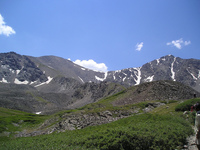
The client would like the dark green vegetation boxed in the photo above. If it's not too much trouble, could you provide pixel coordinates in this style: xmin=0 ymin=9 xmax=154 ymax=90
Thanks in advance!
xmin=1 ymin=98 xmax=199 ymax=149
xmin=175 ymin=98 xmax=200 ymax=112
xmin=175 ymin=98 xmax=200 ymax=125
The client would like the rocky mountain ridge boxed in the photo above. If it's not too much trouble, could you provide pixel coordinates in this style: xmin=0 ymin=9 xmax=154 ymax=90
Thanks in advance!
xmin=105 ymin=55 xmax=200 ymax=92
xmin=0 ymin=52 xmax=200 ymax=114
xmin=0 ymin=52 xmax=199 ymax=93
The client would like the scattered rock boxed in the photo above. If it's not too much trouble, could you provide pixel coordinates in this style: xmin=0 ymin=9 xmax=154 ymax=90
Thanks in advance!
xmin=12 ymin=123 xmax=19 ymax=127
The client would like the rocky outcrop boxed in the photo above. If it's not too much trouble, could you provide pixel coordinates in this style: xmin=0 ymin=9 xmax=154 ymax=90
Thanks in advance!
xmin=15 ymin=102 xmax=166 ymax=137
xmin=55 ymin=110 xmax=137 ymax=131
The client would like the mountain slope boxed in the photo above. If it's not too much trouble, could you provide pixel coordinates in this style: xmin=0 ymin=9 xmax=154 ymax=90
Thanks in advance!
xmin=112 ymin=80 xmax=200 ymax=106
xmin=105 ymin=55 xmax=200 ymax=92
xmin=11 ymin=80 xmax=200 ymax=137
xmin=0 ymin=80 xmax=124 ymax=114
xmin=0 ymin=52 xmax=200 ymax=92
xmin=28 ymin=55 xmax=105 ymax=84
xmin=0 ymin=52 xmax=200 ymax=114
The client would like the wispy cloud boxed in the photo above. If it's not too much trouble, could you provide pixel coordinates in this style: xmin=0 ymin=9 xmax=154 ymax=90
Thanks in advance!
xmin=0 ymin=14 xmax=16 ymax=36
xmin=135 ymin=42 xmax=143 ymax=51
xmin=74 ymin=59 xmax=108 ymax=72
xmin=184 ymin=40 xmax=191 ymax=46
xmin=167 ymin=38 xmax=191 ymax=49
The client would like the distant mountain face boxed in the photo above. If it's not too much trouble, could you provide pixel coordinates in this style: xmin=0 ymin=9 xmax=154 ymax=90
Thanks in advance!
xmin=0 ymin=52 xmax=200 ymax=93
xmin=0 ymin=81 xmax=123 ymax=114
xmin=106 ymin=55 xmax=200 ymax=92
xmin=0 ymin=52 xmax=48 ymax=85
xmin=0 ymin=52 xmax=200 ymax=114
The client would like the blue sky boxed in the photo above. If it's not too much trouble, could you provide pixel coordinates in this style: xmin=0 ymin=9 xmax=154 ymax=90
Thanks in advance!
xmin=0 ymin=0 xmax=200 ymax=72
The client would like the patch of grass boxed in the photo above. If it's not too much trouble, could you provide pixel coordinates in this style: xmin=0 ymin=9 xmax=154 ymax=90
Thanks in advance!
xmin=0 ymin=107 xmax=48 ymax=141
xmin=150 ymin=102 xmax=179 ymax=115
xmin=35 ymin=96 xmax=49 ymax=103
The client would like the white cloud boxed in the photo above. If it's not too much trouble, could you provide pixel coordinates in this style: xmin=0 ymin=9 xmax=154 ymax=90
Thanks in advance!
xmin=0 ymin=14 xmax=16 ymax=36
xmin=184 ymin=40 xmax=191 ymax=46
xmin=167 ymin=38 xmax=191 ymax=49
xmin=74 ymin=59 xmax=108 ymax=72
xmin=135 ymin=42 xmax=143 ymax=51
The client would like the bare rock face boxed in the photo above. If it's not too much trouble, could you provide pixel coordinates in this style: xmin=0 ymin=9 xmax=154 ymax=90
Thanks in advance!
xmin=0 ymin=52 xmax=47 ymax=84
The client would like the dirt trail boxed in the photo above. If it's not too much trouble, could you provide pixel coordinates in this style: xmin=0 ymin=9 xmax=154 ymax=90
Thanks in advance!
xmin=186 ymin=126 xmax=199 ymax=150
xmin=187 ymin=134 xmax=198 ymax=150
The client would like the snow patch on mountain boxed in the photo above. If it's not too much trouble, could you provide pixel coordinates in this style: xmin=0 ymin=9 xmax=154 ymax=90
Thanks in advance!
xmin=14 ymin=78 xmax=29 ymax=84
xmin=78 ymin=76 xmax=84 ymax=83
xmin=16 ymin=70 xmax=21 ymax=75
xmin=35 ymin=112 xmax=42 ymax=115
xmin=156 ymin=59 xmax=160 ymax=65
xmin=95 ymin=72 xmax=108 ymax=81
xmin=123 ymin=76 xmax=126 ymax=82
xmin=0 ymin=78 xmax=8 ymax=83
xmin=171 ymin=57 xmax=176 ymax=81
xmin=30 ymin=81 xmax=37 ymax=85
xmin=144 ymin=75 xmax=154 ymax=82
xmin=162 ymin=58 xmax=166 ymax=61
xmin=134 ymin=67 xmax=141 ymax=85
xmin=187 ymin=69 xmax=198 ymax=80
xmin=35 ymin=76 xmax=53 ymax=87
xmin=113 ymin=74 xmax=116 ymax=80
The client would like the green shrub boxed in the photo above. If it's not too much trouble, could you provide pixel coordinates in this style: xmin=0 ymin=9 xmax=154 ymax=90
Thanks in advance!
xmin=175 ymin=98 xmax=200 ymax=112
xmin=70 ymin=114 xmax=193 ymax=150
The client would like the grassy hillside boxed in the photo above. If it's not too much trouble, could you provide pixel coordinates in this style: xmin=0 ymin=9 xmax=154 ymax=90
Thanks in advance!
xmin=0 ymin=107 xmax=48 ymax=141
xmin=1 ymin=80 xmax=200 ymax=149
xmin=1 ymin=98 xmax=200 ymax=149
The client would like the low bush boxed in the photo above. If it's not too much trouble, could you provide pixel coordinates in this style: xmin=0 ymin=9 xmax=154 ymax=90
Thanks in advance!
xmin=175 ymin=98 xmax=200 ymax=112
xmin=73 ymin=114 xmax=193 ymax=150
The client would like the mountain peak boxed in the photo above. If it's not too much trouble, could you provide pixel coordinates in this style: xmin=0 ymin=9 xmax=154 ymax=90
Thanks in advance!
xmin=0 ymin=52 xmax=200 ymax=93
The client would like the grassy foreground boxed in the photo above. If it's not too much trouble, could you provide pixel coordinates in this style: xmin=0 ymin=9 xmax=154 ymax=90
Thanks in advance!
xmin=0 ymin=98 xmax=198 ymax=150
